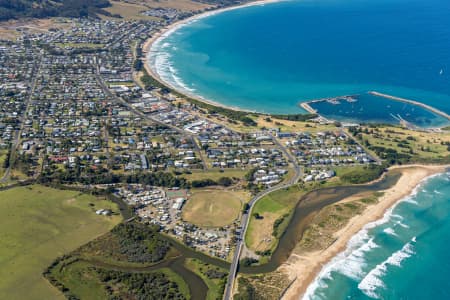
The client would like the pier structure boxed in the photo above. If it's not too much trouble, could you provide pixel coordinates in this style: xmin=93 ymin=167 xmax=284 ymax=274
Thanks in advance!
xmin=300 ymin=102 xmax=317 ymax=114
xmin=369 ymin=91 xmax=450 ymax=121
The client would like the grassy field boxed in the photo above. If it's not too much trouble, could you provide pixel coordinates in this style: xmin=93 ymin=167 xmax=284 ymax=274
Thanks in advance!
xmin=103 ymin=1 xmax=159 ymax=20
xmin=245 ymin=185 xmax=306 ymax=252
xmin=354 ymin=125 xmax=450 ymax=162
xmin=103 ymin=0 xmax=210 ymax=21
xmin=184 ymin=258 xmax=227 ymax=300
xmin=255 ymin=116 xmax=337 ymax=133
xmin=182 ymin=189 xmax=248 ymax=227
xmin=211 ymin=114 xmax=337 ymax=133
xmin=0 ymin=185 xmax=121 ymax=299
xmin=125 ymin=0 xmax=211 ymax=11
xmin=0 ymin=18 xmax=69 ymax=41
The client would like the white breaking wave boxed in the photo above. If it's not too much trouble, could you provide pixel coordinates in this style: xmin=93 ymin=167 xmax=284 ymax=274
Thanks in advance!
xmin=302 ymin=173 xmax=444 ymax=300
xmin=358 ymin=238 xmax=416 ymax=299
xmin=383 ymin=227 xmax=398 ymax=236
xmin=390 ymin=213 xmax=403 ymax=220
xmin=402 ymin=196 xmax=419 ymax=205
xmin=396 ymin=220 xmax=410 ymax=229
xmin=150 ymin=37 xmax=197 ymax=94
xmin=302 ymin=232 xmax=379 ymax=300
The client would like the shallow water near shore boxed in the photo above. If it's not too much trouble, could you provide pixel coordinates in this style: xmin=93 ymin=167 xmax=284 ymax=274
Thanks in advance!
xmin=303 ymin=172 xmax=450 ymax=300
xmin=149 ymin=0 xmax=450 ymax=124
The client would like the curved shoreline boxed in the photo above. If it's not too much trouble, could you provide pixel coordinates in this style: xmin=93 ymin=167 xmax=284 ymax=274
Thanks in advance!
xmin=142 ymin=0 xmax=290 ymax=114
xmin=280 ymin=164 xmax=449 ymax=300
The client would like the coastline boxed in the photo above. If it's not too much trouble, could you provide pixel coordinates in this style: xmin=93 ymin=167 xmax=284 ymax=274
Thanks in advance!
xmin=141 ymin=0 xmax=290 ymax=114
xmin=279 ymin=164 xmax=448 ymax=300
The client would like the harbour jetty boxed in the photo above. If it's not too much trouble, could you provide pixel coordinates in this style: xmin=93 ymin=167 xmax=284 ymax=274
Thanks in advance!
xmin=369 ymin=91 xmax=450 ymax=121
xmin=299 ymin=95 xmax=358 ymax=114
xmin=300 ymin=102 xmax=317 ymax=114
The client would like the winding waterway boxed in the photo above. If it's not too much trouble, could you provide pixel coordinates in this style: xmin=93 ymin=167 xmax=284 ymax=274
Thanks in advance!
xmin=97 ymin=171 xmax=400 ymax=298
xmin=85 ymin=172 xmax=400 ymax=298
xmin=240 ymin=172 xmax=401 ymax=274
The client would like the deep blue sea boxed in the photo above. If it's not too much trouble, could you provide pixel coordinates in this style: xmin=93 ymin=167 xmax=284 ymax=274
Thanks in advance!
xmin=149 ymin=0 xmax=450 ymax=126
xmin=303 ymin=172 xmax=450 ymax=300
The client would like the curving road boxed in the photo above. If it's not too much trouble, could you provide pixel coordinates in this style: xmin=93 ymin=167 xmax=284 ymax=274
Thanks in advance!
xmin=95 ymin=64 xmax=302 ymax=299
xmin=223 ymin=136 xmax=301 ymax=300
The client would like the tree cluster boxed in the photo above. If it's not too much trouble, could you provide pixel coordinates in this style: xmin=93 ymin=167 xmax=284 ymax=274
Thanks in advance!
xmin=96 ymin=268 xmax=186 ymax=300
xmin=111 ymin=222 xmax=170 ymax=263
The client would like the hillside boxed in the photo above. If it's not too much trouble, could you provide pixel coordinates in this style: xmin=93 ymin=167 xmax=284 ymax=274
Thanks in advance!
xmin=0 ymin=0 xmax=112 ymax=21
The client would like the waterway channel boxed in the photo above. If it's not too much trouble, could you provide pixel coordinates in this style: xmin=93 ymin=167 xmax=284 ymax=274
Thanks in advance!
xmin=88 ymin=171 xmax=401 ymax=298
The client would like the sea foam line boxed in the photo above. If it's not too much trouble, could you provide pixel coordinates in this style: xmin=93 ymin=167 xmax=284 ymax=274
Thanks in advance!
xmin=357 ymin=237 xmax=416 ymax=299
xmin=302 ymin=172 xmax=444 ymax=300
xmin=147 ymin=0 xmax=292 ymax=112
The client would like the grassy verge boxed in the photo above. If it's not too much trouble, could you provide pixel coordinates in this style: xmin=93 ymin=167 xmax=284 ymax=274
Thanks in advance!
xmin=245 ymin=185 xmax=305 ymax=253
xmin=0 ymin=149 xmax=6 ymax=177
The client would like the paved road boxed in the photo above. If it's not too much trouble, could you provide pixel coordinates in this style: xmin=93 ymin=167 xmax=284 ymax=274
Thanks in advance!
xmin=223 ymin=136 xmax=301 ymax=300
xmin=96 ymin=65 xmax=305 ymax=299
xmin=339 ymin=128 xmax=381 ymax=165
xmin=94 ymin=66 xmax=209 ymax=170
xmin=1 ymin=54 xmax=42 ymax=183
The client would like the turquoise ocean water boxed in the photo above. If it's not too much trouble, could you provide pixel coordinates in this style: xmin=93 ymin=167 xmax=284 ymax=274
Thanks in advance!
xmin=303 ymin=172 xmax=450 ymax=300
xmin=149 ymin=0 xmax=450 ymax=126
xmin=148 ymin=2 xmax=450 ymax=298
xmin=308 ymin=93 xmax=449 ymax=127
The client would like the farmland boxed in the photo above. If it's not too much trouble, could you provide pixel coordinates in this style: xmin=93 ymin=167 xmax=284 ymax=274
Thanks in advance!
xmin=0 ymin=185 xmax=121 ymax=299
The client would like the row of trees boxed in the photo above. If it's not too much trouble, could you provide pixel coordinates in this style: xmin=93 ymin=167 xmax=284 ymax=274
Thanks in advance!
xmin=191 ymin=176 xmax=233 ymax=188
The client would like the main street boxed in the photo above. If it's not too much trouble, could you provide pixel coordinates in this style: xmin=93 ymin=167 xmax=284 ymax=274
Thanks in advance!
xmin=0 ymin=53 xmax=43 ymax=183
xmin=93 ymin=64 xmax=209 ymax=170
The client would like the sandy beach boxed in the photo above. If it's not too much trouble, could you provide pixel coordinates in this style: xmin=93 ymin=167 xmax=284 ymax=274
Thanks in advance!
xmin=280 ymin=164 xmax=448 ymax=300
xmin=141 ymin=0 xmax=286 ymax=113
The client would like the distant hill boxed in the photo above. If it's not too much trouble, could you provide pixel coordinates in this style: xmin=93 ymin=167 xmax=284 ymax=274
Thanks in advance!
xmin=0 ymin=0 xmax=112 ymax=21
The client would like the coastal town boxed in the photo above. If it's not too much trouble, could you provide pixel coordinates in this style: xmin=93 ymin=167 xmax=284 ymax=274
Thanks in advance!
xmin=1 ymin=1 xmax=450 ymax=300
